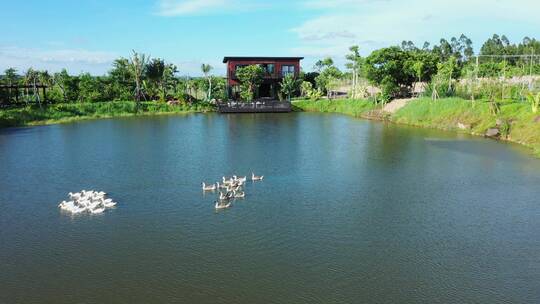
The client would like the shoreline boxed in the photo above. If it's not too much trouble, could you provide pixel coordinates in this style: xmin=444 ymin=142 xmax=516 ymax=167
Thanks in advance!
xmin=293 ymin=98 xmax=540 ymax=157
xmin=0 ymin=101 xmax=215 ymax=129
xmin=2 ymin=98 xmax=539 ymax=158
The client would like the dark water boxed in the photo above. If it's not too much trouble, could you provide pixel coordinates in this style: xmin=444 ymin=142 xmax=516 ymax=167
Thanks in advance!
xmin=1 ymin=113 xmax=540 ymax=304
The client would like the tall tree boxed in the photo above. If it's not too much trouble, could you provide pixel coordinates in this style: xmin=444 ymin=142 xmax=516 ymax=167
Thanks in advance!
xmin=314 ymin=57 xmax=342 ymax=97
xmin=53 ymin=69 xmax=71 ymax=102
xmin=4 ymin=68 xmax=18 ymax=103
xmin=128 ymin=50 xmax=149 ymax=106
xmin=146 ymin=58 xmax=166 ymax=100
xmin=314 ymin=57 xmax=334 ymax=73
xmin=345 ymin=45 xmax=364 ymax=98
xmin=39 ymin=70 xmax=52 ymax=104
xmin=24 ymin=68 xmax=40 ymax=107
xmin=201 ymin=63 xmax=213 ymax=101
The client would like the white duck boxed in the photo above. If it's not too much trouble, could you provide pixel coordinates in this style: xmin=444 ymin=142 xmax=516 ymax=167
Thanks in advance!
xmin=202 ymin=182 xmax=216 ymax=191
xmin=222 ymin=177 xmax=234 ymax=185
xmin=233 ymin=190 xmax=245 ymax=198
xmin=252 ymin=172 xmax=264 ymax=181
xmin=68 ymin=192 xmax=81 ymax=200
xmin=235 ymin=175 xmax=247 ymax=183
xmin=215 ymin=201 xmax=232 ymax=209
xmin=102 ymin=199 xmax=117 ymax=208
xmin=90 ymin=207 xmax=105 ymax=214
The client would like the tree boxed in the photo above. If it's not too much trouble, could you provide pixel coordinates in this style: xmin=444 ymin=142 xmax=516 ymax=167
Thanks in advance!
xmin=24 ymin=68 xmax=40 ymax=106
xmin=78 ymin=73 xmax=102 ymax=102
xmin=4 ymin=68 xmax=18 ymax=103
xmin=314 ymin=57 xmax=342 ymax=97
xmin=431 ymin=57 xmax=458 ymax=99
xmin=39 ymin=71 xmax=53 ymax=104
xmin=300 ymin=81 xmax=313 ymax=97
xmin=235 ymin=65 xmax=264 ymax=101
xmin=128 ymin=50 xmax=149 ymax=107
xmin=53 ymin=69 xmax=73 ymax=102
xmin=109 ymin=58 xmax=134 ymax=101
xmin=365 ymin=46 xmax=415 ymax=100
xmin=314 ymin=57 xmax=334 ymax=72
xmin=146 ymin=58 xmax=166 ymax=100
xmin=346 ymin=45 xmax=364 ymax=99
xmin=280 ymin=74 xmax=300 ymax=101
xmin=201 ymin=64 xmax=213 ymax=101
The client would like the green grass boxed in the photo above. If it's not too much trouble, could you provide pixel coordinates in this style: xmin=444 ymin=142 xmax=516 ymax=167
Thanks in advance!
xmin=292 ymin=99 xmax=376 ymax=117
xmin=0 ymin=101 xmax=216 ymax=128
xmin=293 ymin=97 xmax=540 ymax=157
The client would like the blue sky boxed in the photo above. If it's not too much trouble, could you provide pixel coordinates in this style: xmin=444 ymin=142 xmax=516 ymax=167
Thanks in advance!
xmin=1 ymin=0 xmax=539 ymax=76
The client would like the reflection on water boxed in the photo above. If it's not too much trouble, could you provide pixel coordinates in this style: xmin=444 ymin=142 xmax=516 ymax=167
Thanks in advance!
xmin=1 ymin=113 xmax=539 ymax=304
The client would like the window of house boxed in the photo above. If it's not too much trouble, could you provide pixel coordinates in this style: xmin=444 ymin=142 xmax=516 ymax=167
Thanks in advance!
xmin=281 ymin=65 xmax=295 ymax=76
xmin=258 ymin=64 xmax=275 ymax=75
xmin=234 ymin=64 xmax=248 ymax=77
xmin=235 ymin=64 xmax=248 ymax=71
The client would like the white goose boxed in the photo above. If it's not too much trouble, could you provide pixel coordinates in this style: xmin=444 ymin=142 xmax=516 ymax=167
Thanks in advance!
xmin=90 ymin=207 xmax=105 ymax=214
xmin=68 ymin=192 xmax=81 ymax=200
xmin=222 ymin=176 xmax=235 ymax=185
xmin=215 ymin=201 xmax=232 ymax=209
xmin=202 ymin=182 xmax=216 ymax=191
xmin=233 ymin=190 xmax=245 ymax=198
xmin=251 ymin=172 xmax=264 ymax=181
xmin=219 ymin=192 xmax=230 ymax=201
xmin=101 ymin=199 xmax=117 ymax=208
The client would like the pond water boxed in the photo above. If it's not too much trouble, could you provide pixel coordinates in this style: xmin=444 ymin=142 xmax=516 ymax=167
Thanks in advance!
xmin=1 ymin=113 xmax=540 ymax=303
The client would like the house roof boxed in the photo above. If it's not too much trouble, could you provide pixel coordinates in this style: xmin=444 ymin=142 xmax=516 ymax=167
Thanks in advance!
xmin=223 ymin=56 xmax=304 ymax=63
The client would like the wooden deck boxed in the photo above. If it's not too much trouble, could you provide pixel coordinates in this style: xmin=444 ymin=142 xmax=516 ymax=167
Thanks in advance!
xmin=218 ymin=101 xmax=291 ymax=113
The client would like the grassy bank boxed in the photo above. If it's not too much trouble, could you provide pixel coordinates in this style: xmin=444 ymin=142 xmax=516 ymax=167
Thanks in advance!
xmin=0 ymin=101 xmax=216 ymax=128
xmin=294 ymin=97 xmax=540 ymax=156
xmin=292 ymin=99 xmax=376 ymax=116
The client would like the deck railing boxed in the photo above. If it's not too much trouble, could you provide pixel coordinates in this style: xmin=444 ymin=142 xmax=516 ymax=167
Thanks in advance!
xmin=218 ymin=100 xmax=292 ymax=113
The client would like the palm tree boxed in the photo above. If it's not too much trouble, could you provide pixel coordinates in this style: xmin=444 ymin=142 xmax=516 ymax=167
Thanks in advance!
xmin=146 ymin=58 xmax=165 ymax=100
xmin=39 ymin=70 xmax=52 ymax=104
xmin=24 ymin=68 xmax=40 ymax=107
xmin=201 ymin=64 xmax=213 ymax=101
xmin=128 ymin=50 xmax=149 ymax=108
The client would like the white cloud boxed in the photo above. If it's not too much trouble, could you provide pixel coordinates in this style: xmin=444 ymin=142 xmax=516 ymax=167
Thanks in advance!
xmin=155 ymin=0 xmax=268 ymax=16
xmin=157 ymin=0 xmax=227 ymax=16
xmin=292 ymin=0 xmax=540 ymax=66
xmin=0 ymin=45 xmax=118 ymax=74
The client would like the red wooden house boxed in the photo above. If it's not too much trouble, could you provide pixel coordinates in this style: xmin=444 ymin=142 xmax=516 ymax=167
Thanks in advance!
xmin=223 ymin=56 xmax=303 ymax=100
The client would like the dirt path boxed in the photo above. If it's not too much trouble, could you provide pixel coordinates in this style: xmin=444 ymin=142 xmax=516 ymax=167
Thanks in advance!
xmin=383 ymin=98 xmax=414 ymax=113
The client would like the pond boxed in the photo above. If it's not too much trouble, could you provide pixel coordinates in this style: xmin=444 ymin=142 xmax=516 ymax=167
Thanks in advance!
xmin=1 ymin=113 xmax=539 ymax=303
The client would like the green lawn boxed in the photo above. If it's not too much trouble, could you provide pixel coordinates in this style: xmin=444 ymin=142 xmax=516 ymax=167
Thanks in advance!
xmin=292 ymin=98 xmax=376 ymax=117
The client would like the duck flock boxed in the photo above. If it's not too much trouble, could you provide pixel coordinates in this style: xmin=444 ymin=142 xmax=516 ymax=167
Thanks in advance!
xmin=58 ymin=190 xmax=117 ymax=214
xmin=202 ymin=172 xmax=264 ymax=210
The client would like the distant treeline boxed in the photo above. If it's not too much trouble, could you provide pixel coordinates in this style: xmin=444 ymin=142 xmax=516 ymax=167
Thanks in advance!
xmin=0 ymin=55 xmax=226 ymax=106
xmin=1 ymin=34 xmax=540 ymax=105
xmin=303 ymin=34 xmax=540 ymax=101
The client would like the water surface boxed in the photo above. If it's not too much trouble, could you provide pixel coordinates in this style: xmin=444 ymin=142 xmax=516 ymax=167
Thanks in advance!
xmin=1 ymin=113 xmax=540 ymax=303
